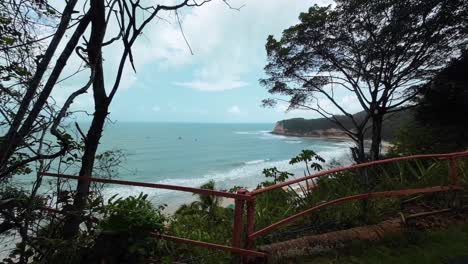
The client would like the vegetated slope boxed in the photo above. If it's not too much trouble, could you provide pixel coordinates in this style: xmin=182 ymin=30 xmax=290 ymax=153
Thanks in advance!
xmin=273 ymin=109 xmax=412 ymax=140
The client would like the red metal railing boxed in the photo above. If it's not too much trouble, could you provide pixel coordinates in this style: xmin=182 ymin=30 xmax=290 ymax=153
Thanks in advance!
xmin=242 ymin=150 xmax=468 ymax=252
xmin=40 ymin=172 xmax=264 ymax=258
xmin=40 ymin=150 xmax=468 ymax=260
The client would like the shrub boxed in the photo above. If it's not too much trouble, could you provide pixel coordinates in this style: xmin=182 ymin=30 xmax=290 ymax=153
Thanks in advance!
xmin=92 ymin=193 xmax=167 ymax=263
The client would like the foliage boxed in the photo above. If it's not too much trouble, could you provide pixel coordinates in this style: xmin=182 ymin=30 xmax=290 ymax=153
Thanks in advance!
xmin=388 ymin=120 xmax=440 ymax=156
xmin=254 ymin=149 xmax=467 ymax=245
xmin=260 ymin=167 xmax=293 ymax=186
xmin=277 ymin=110 xmax=412 ymax=141
xmin=303 ymin=224 xmax=468 ymax=264
xmin=94 ymin=193 xmax=167 ymax=263
xmin=168 ymin=181 xmax=233 ymax=263
xmin=390 ymin=52 xmax=468 ymax=155
xmin=99 ymin=193 xmax=165 ymax=234
xmin=290 ymin=150 xmax=325 ymax=171
xmin=261 ymin=0 xmax=468 ymax=161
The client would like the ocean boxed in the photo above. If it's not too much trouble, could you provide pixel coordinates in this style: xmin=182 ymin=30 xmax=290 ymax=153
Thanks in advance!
xmin=97 ymin=122 xmax=353 ymax=210
xmin=16 ymin=122 xmax=354 ymax=211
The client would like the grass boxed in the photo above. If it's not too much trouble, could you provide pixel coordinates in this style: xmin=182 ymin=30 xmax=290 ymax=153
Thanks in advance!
xmin=301 ymin=224 xmax=468 ymax=264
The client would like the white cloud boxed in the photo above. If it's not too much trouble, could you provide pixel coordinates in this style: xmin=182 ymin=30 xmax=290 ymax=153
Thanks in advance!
xmin=130 ymin=0 xmax=328 ymax=91
xmin=228 ymin=105 xmax=241 ymax=114
xmin=340 ymin=95 xmax=363 ymax=113
xmin=47 ymin=0 xmax=335 ymax=122
xmin=174 ymin=80 xmax=248 ymax=91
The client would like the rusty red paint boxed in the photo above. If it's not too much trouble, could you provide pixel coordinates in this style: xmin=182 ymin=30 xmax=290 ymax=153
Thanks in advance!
xmin=155 ymin=233 xmax=267 ymax=257
xmin=249 ymin=185 xmax=463 ymax=240
xmin=245 ymin=197 xmax=256 ymax=250
xmin=232 ymin=189 xmax=247 ymax=249
xmin=251 ymin=151 xmax=468 ymax=195
xmin=243 ymin=197 xmax=257 ymax=263
xmin=40 ymin=172 xmax=250 ymax=200
xmin=448 ymin=158 xmax=460 ymax=185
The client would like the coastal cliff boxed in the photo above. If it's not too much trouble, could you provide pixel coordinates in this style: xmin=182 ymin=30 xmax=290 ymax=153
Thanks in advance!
xmin=272 ymin=121 xmax=349 ymax=139
xmin=272 ymin=110 xmax=412 ymax=140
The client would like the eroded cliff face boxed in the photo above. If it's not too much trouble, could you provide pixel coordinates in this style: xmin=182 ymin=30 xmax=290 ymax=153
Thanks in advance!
xmin=272 ymin=121 xmax=349 ymax=139
xmin=272 ymin=121 xmax=286 ymax=134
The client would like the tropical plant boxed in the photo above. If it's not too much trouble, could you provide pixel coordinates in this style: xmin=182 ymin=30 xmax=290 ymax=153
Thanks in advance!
xmin=94 ymin=193 xmax=167 ymax=263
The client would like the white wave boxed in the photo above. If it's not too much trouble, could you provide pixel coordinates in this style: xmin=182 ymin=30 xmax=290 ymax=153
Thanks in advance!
xmin=259 ymin=134 xmax=288 ymax=140
xmin=285 ymin=140 xmax=302 ymax=144
xmin=234 ymin=131 xmax=253 ymax=135
xmin=317 ymin=144 xmax=353 ymax=167
xmin=244 ymin=159 xmax=269 ymax=165
xmin=234 ymin=130 xmax=271 ymax=135
xmin=102 ymin=143 xmax=352 ymax=209
xmin=104 ymin=158 xmax=301 ymax=198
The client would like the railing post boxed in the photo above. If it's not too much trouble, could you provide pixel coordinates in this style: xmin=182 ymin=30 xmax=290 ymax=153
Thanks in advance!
xmin=245 ymin=195 xmax=256 ymax=250
xmin=448 ymin=157 xmax=459 ymax=185
xmin=244 ymin=194 xmax=256 ymax=263
xmin=232 ymin=189 xmax=247 ymax=249
xmin=447 ymin=157 xmax=462 ymax=209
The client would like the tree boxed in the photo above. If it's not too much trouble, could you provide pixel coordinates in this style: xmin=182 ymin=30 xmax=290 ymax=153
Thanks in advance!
xmin=0 ymin=0 xmax=241 ymax=241
xmin=391 ymin=52 xmax=468 ymax=155
xmin=62 ymin=0 xmax=242 ymax=239
xmin=0 ymin=0 xmax=65 ymax=177
xmin=261 ymin=0 xmax=468 ymax=162
xmin=176 ymin=180 xmax=223 ymax=219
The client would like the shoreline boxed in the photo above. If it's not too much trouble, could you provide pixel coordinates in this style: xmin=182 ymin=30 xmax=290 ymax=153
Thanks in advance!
xmin=270 ymin=131 xmax=353 ymax=141
xmin=270 ymin=131 xmax=393 ymax=150
xmin=162 ymin=134 xmax=393 ymax=215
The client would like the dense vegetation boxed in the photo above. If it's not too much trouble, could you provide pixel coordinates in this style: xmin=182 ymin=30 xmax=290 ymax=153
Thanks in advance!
xmin=304 ymin=224 xmax=468 ymax=264
xmin=0 ymin=0 xmax=467 ymax=263
xmin=391 ymin=52 xmax=468 ymax=155
xmin=275 ymin=109 xmax=412 ymax=140
xmin=261 ymin=0 xmax=467 ymax=162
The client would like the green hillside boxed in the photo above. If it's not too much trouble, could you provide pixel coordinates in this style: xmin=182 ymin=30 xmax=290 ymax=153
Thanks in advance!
xmin=275 ymin=110 xmax=412 ymax=140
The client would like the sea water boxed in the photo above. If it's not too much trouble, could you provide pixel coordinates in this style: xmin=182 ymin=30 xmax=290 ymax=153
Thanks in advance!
xmin=14 ymin=122 xmax=354 ymax=211
xmin=98 ymin=122 xmax=353 ymax=210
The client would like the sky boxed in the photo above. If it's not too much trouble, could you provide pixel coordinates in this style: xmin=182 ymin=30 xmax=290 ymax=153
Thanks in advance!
xmin=51 ymin=0 xmax=363 ymax=124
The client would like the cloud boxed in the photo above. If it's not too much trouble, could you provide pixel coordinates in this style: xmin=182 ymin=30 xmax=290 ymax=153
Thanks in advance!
xmin=132 ymin=0 xmax=327 ymax=91
xmin=340 ymin=95 xmax=363 ymax=113
xmin=48 ymin=0 xmax=335 ymax=122
xmin=228 ymin=105 xmax=241 ymax=114
xmin=174 ymin=80 xmax=248 ymax=91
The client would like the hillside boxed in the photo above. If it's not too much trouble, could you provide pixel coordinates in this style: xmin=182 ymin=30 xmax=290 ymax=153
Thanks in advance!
xmin=273 ymin=110 xmax=412 ymax=140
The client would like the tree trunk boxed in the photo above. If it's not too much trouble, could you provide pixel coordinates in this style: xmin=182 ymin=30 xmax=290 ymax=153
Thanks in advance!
xmin=62 ymin=101 xmax=108 ymax=239
xmin=62 ymin=0 xmax=107 ymax=239
xmin=370 ymin=114 xmax=384 ymax=161
xmin=351 ymin=132 xmax=366 ymax=164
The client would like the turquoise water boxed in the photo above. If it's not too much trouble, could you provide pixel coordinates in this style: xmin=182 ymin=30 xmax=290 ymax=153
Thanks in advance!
xmin=95 ymin=122 xmax=353 ymax=209
xmin=13 ymin=122 xmax=353 ymax=209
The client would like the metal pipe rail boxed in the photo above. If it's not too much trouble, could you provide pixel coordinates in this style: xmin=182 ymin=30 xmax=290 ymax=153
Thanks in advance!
xmin=249 ymin=185 xmax=463 ymax=240
xmin=40 ymin=172 xmax=260 ymax=259
xmin=154 ymin=233 xmax=267 ymax=258
xmin=41 ymin=172 xmax=250 ymax=200
xmin=251 ymin=150 xmax=468 ymax=195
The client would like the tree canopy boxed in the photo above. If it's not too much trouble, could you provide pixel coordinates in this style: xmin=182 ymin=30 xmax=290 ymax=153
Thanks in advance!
xmin=261 ymin=0 xmax=468 ymax=161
